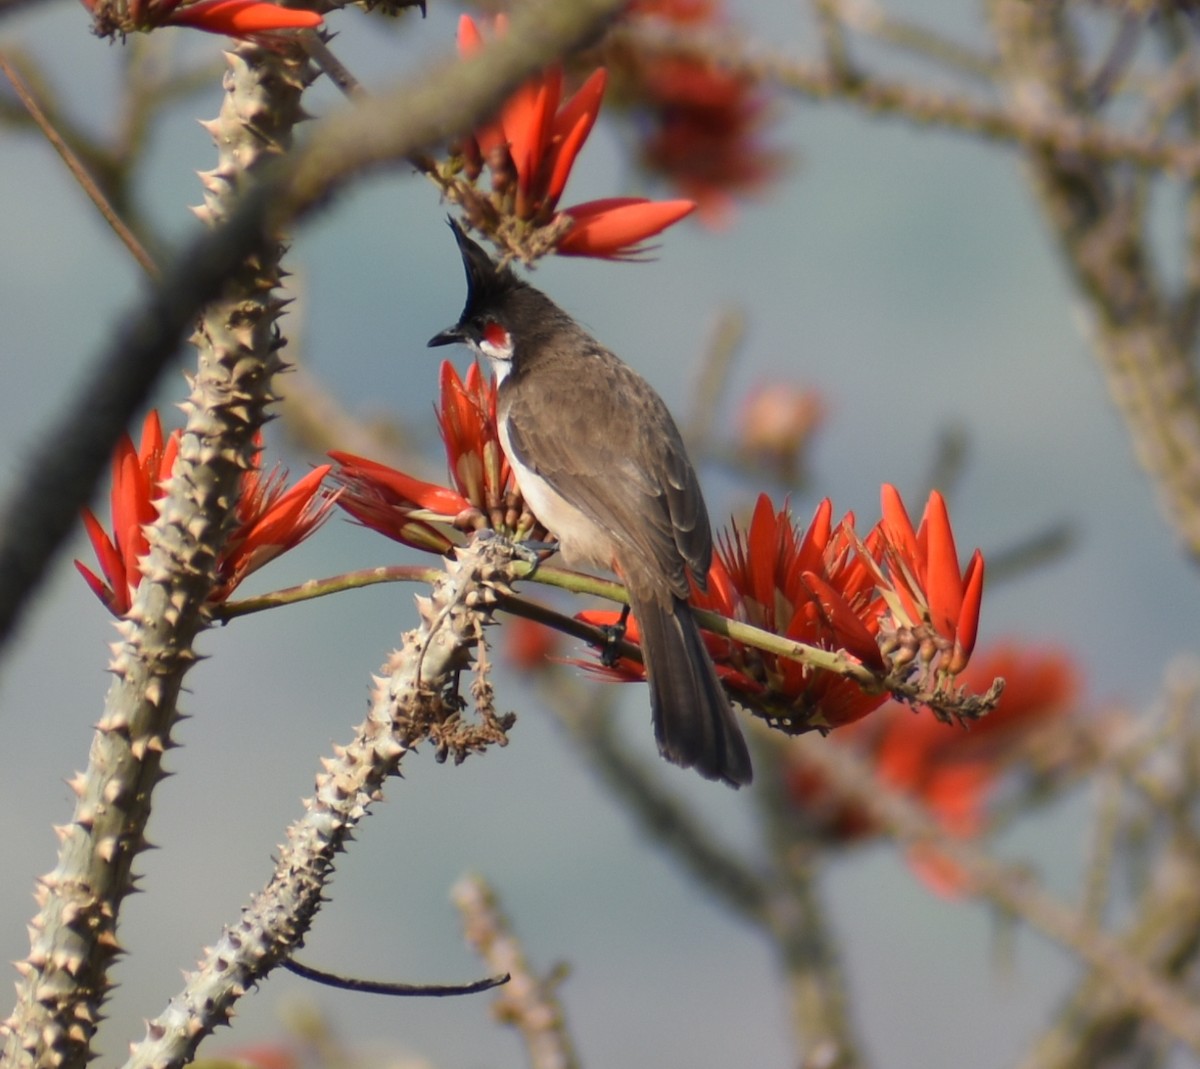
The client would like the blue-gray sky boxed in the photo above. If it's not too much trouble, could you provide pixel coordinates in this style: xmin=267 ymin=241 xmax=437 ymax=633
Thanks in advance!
xmin=0 ymin=2 xmax=1191 ymax=1066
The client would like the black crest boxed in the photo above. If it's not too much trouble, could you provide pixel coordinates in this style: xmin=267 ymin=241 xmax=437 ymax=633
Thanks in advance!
xmin=446 ymin=218 xmax=525 ymax=319
xmin=429 ymin=217 xmax=562 ymax=352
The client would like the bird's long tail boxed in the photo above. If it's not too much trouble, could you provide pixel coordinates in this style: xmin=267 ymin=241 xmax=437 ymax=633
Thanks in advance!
xmin=629 ymin=587 xmax=753 ymax=787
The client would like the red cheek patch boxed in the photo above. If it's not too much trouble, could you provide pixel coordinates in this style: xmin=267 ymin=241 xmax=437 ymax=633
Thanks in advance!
xmin=483 ymin=322 xmax=511 ymax=350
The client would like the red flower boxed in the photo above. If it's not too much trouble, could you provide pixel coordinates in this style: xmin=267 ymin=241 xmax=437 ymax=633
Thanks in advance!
xmin=785 ymin=642 xmax=1080 ymax=895
xmin=876 ymin=485 xmax=985 ymax=679
xmin=615 ymin=0 xmax=785 ymax=224
xmin=76 ymin=411 xmax=179 ymax=616
xmin=452 ymin=14 xmax=696 ymax=259
xmin=576 ymin=488 xmax=985 ymax=732
xmin=578 ymin=496 xmax=880 ymax=728
xmin=79 ymin=0 xmax=320 ymax=38
xmin=77 ymin=411 xmax=336 ymax=615
xmin=331 ymin=361 xmax=546 ymax=553
xmin=700 ymin=494 xmax=890 ymax=729
xmin=435 ymin=358 xmax=511 ymax=515
xmin=214 ymin=459 xmax=340 ymax=601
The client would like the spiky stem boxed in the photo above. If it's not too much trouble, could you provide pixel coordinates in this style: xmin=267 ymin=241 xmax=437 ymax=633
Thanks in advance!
xmin=122 ymin=536 xmax=520 ymax=1069
xmin=1 ymin=42 xmax=311 ymax=1069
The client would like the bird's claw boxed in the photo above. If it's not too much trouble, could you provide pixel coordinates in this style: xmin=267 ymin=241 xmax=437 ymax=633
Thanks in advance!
xmin=599 ymin=604 xmax=631 ymax=668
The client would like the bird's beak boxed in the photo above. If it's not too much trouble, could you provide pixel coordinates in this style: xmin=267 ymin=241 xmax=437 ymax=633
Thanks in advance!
xmin=428 ymin=325 xmax=465 ymax=348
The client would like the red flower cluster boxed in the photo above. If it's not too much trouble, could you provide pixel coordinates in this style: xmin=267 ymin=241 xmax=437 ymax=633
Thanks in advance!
xmin=617 ymin=0 xmax=784 ymax=224
xmin=582 ymin=491 xmax=985 ymax=732
xmin=785 ymin=642 xmax=1080 ymax=894
xmin=331 ymin=361 xmax=546 ymax=553
xmin=77 ymin=411 xmax=336 ymax=616
xmin=80 ymin=0 xmax=320 ymax=38
xmin=451 ymin=14 xmax=696 ymax=259
xmin=330 ymin=362 xmax=987 ymax=732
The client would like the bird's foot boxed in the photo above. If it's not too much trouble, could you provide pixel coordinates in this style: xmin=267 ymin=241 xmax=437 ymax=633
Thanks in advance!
xmin=512 ymin=538 xmax=557 ymax=579
xmin=599 ymin=604 xmax=632 ymax=668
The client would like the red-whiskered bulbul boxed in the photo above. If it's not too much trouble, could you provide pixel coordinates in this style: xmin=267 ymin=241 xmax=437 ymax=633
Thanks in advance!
xmin=428 ymin=221 xmax=752 ymax=787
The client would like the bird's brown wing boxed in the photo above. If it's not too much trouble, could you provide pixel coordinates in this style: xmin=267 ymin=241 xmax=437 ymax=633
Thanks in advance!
xmin=503 ymin=349 xmax=712 ymax=597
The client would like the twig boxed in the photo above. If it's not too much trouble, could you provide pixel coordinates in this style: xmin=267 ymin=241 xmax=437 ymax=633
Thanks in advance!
xmin=1014 ymin=841 xmax=1200 ymax=1069
xmin=754 ymin=740 xmax=867 ymax=1069
xmin=219 ymin=549 xmax=1001 ymax=723
xmin=282 ymin=957 xmax=509 ymax=997
xmin=0 ymin=55 xmax=158 ymax=277
xmin=543 ymin=671 xmax=865 ymax=1066
xmin=452 ymin=874 xmax=582 ymax=1069
xmin=787 ymin=734 xmax=1200 ymax=1054
xmin=988 ymin=0 xmax=1200 ymax=563
xmin=615 ymin=22 xmax=1200 ymax=176
xmin=811 ymin=0 xmax=857 ymax=82
xmin=216 ymin=564 xmax=443 ymax=619
xmin=821 ymin=0 xmax=999 ymax=82
xmin=550 ymin=679 xmax=770 ymax=918
xmin=983 ymin=520 xmax=1076 ymax=585
xmin=683 ymin=305 xmax=746 ymax=450
xmin=0 ymin=0 xmax=51 ymax=19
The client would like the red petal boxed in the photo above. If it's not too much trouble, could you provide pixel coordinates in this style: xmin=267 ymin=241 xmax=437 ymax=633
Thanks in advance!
xmin=502 ymin=69 xmax=561 ymax=202
xmin=80 ymin=510 xmax=125 ymax=607
xmin=159 ymin=430 xmax=180 ymax=485
xmin=329 ymin=451 xmax=471 ymax=516
xmin=462 ymin=361 xmax=481 ymax=392
xmin=558 ymin=198 xmax=696 ymax=258
xmin=168 ymin=0 xmax=322 ymax=34
xmin=577 ymin=609 xmax=625 ymax=629
xmin=112 ymin=450 xmax=149 ymax=593
xmin=75 ymin=561 xmax=123 ymax=615
xmin=336 ymin=496 xmax=456 ymax=554
xmin=544 ymin=111 xmax=590 ymax=212
xmin=953 ymin=550 xmax=985 ymax=665
xmin=879 ymin=483 xmax=918 ymax=559
xmin=137 ymin=410 xmax=164 ymax=462
xmin=456 ymin=13 xmax=484 ymax=53
xmin=236 ymin=465 xmax=332 ymax=549
xmin=798 ymin=497 xmax=832 ymax=561
xmin=553 ymin=68 xmax=607 ymax=145
xmin=921 ymin=491 xmax=963 ymax=641
xmin=783 ymin=496 xmax=830 ymax=598
xmin=923 ymin=762 xmax=992 ymax=838
xmin=799 ymin=571 xmax=883 ymax=667
xmin=701 ymin=556 xmax=740 ymax=617
xmin=874 ymin=712 xmax=935 ymax=790
xmin=545 ymin=69 xmax=607 ymax=206
xmin=746 ymin=493 xmax=779 ymax=615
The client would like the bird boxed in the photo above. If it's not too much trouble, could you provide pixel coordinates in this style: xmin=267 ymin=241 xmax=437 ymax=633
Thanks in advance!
xmin=428 ymin=220 xmax=752 ymax=787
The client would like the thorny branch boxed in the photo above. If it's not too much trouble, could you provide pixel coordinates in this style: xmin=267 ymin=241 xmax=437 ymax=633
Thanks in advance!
xmin=2 ymin=39 xmax=312 ymax=1069
xmin=0 ymin=0 xmax=631 ymax=656
xmin=121 ymin=536 xmax=524 ymax=1069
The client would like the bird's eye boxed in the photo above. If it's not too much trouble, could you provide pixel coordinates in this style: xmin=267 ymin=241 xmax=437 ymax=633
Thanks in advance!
xmin=481 ymin=321 xmax=513 ymax=359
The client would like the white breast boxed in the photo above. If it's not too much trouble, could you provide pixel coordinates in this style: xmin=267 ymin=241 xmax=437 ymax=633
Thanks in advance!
xmin=497 ymin=413 xmax=615 ymax=571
